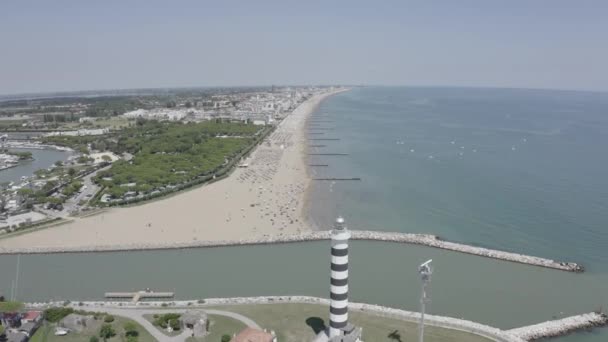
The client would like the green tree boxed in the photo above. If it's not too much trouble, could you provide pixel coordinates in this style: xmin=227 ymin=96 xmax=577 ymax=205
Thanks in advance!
xmin=54 ymin=161 xmax=63 ymax=167
xmin=168 ymin=318 xmax=180 ymax=331
xmin=68 ymin=168 xmax=77 ymax=177
xmin=99 ymin=324 xmax=116 ymax=341
xmin=123 ymin=321 xmax=138 ymax=337
xmin=42 ymin=307 xmax=73 ymax=322
xmin=221 ymin=334 xmax=231 ymax=342
xmin=101 ymin=155 xmax=112 ymax=162
xmin=89 ymin=336 xmax=99 ymax=342
xmin=0 ymin=301 xmax=24 ymax=313
xmin=104 ymin=315 xmax=114 ymax=323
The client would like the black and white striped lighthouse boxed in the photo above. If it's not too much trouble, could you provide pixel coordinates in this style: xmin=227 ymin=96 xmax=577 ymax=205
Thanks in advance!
xmin=329 ymin=216 xmax=351 ymax=338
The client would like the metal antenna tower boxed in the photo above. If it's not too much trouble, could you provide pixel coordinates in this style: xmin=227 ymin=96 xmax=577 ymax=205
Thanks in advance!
xmin=418 ymin=259 xmax=433 ymax=342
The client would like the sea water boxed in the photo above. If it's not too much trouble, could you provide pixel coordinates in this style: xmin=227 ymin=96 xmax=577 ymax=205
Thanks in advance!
xmin=1 ymin=87 xmax=607 ymax=341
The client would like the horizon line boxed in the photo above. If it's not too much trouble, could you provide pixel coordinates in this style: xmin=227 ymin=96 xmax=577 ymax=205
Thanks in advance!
xmin=1 ymin=83 xmax=607 ymax=99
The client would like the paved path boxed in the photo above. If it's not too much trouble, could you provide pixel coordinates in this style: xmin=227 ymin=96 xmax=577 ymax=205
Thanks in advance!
xmin=89 ymin=306 xmax=260 ymax=342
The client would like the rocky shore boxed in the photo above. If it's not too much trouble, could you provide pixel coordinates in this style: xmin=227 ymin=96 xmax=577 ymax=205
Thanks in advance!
xmin=507 ymin=311 xmax=608 ymax=341
xmin=0 ymin=230 xmax=583 ymax=272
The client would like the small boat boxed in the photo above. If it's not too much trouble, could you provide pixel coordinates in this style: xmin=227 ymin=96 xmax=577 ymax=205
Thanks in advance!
xmin=54 ymin=328 xmax=69 ymax=336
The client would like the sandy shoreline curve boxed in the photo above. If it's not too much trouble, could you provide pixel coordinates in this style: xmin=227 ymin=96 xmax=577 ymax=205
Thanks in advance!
xmin=0 ymin=88 xmax=349 ymax=250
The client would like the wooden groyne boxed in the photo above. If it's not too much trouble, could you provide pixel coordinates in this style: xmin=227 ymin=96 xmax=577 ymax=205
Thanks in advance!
xmin=308 ymin=153 xmax=349 ymax=156
xmin=309 ymin=138 xmax=340 ymax=141
xmin=308 ymin=128 xmax=334 ymax=131
xmin=309 ymin=164 xmax=329 ymax=167
xmin=506 ymin=312 xmax=608 ymax=340
xmin=0 ymin=231 xmax=584 ymax=272
xmin=308 ymin=145 xmax=327 ymax=147
xmin=308 ymin=132 xmax=325 ymax=135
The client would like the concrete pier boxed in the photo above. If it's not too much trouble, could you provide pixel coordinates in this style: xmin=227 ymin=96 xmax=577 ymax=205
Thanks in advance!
xmin=506 ymin=312 xmax=608 ymax=340
xmin=105 ymin=291 xmax=174 ymax=302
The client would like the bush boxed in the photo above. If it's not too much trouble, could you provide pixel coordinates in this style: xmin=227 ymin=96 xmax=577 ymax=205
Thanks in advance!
xmin=221 ymin=334 xmax=231 ymax=342
xmin=152 ymin=313 xmax=181 ymax=329
xmin=99 ymin=324 xmax=116 ymax=340
xmin=168 ymin=318 xmax=180 ymax=331
xmin=124 ymin=321 xmax=138 ymax=337
xmin=89 ymin=336 xmax=99 ymax=342
xmin=104 ymin=315 xmax=114 ymax=323
xmin=44 ymin=307 xmax=74 ymax=323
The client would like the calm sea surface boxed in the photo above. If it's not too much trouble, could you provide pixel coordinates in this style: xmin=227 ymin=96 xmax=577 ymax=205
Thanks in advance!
xmin=1 ymin=87 xmax=607 ymax=341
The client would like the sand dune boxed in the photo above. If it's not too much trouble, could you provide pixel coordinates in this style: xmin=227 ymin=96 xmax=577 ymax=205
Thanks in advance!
xmin=0 ymin=90 xmax=345 ymax=250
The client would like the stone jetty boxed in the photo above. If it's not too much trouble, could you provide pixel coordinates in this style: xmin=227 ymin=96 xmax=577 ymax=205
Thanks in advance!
xmin=0 ymin=230 xmax=583 ymax=272
xmin=506 ymin=312 xmax=608 ymax=340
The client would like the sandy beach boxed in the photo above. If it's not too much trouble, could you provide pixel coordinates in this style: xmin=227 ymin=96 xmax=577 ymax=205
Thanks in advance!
xmin=0 ymin=90 xmax=346 ymax=250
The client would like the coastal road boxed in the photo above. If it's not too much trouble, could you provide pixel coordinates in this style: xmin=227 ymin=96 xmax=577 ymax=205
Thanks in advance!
xmin=88 ymin=306 xmax=261 ymax=342
xmin=61 ymin=164 xmax=111 ymax=216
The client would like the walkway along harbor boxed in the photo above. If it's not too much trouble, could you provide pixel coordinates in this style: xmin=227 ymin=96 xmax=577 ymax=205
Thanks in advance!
xmin=0 ymin=230 xmax=584 ymax=272
xmin=25 ymin=296 xmax=607 ymax=342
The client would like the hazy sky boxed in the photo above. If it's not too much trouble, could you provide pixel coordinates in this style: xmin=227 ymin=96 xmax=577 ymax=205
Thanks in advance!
xmin=2 ymin=0 xmax=608 ymax=94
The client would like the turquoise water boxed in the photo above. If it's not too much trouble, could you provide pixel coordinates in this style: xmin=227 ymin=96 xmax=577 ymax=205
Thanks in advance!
xmin=1 ymin=87 xmax=607 ymax=341
xmin=307 ymin=87 xmax=608 ymax=341
xmin=309 ymin=87 xmax=608 ymax=269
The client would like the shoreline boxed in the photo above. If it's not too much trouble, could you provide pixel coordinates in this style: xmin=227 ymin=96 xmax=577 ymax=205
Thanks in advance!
xmin=0 ymin=89 xmax=346 ymax=251
xmin=301 ymin=88 xmax=350 ymax=232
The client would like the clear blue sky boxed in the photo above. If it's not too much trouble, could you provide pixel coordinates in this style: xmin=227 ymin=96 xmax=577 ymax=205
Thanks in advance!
xmin=1 ymin=0 xmax=607 ymax=94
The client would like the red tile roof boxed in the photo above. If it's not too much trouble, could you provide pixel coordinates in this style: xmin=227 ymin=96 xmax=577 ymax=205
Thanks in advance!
xmin=22 ymin=311 xmax=41 ymax=321
xmin=232 ymin=328 xmax=274 ymax=342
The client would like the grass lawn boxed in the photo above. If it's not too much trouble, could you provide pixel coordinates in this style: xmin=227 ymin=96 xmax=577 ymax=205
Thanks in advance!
xmin=30 ymin=315 xmax=156 ymax=342
xmin=202 ymin=303 xmax=494 ymax=342
xmin=144 ymin=313 xmax=246 ymax=341
xmin=184 ymin=314 xmax=247 ymax=342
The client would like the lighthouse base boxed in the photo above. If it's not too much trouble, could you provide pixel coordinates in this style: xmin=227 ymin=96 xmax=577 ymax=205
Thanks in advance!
xmin=312 ymin=324 xmax=363 ymax=342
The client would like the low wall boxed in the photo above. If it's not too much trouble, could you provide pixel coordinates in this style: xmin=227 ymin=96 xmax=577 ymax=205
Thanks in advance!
xmin=0 ymin=230 xmax=582 ymax=273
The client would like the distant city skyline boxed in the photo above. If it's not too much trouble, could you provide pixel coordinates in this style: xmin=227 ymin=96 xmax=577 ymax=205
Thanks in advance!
xmin=1 ymin=0 xmax=608 ymax=94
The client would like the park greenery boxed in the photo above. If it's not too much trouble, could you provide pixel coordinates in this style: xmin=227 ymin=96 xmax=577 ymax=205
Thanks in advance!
xmin=44 ymin=120 xmax=266 ymax=202
xmin=43 ymin=307 xmax=75 ymax=322
xmin=0 ymin=301 xmax=24 ymax=313
xmin=152 ymin=313 xmax=182 ymax=331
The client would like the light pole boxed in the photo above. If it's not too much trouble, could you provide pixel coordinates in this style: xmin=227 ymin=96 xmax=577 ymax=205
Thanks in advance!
xmin=418 ymin=259 xmax=433 ymax=342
